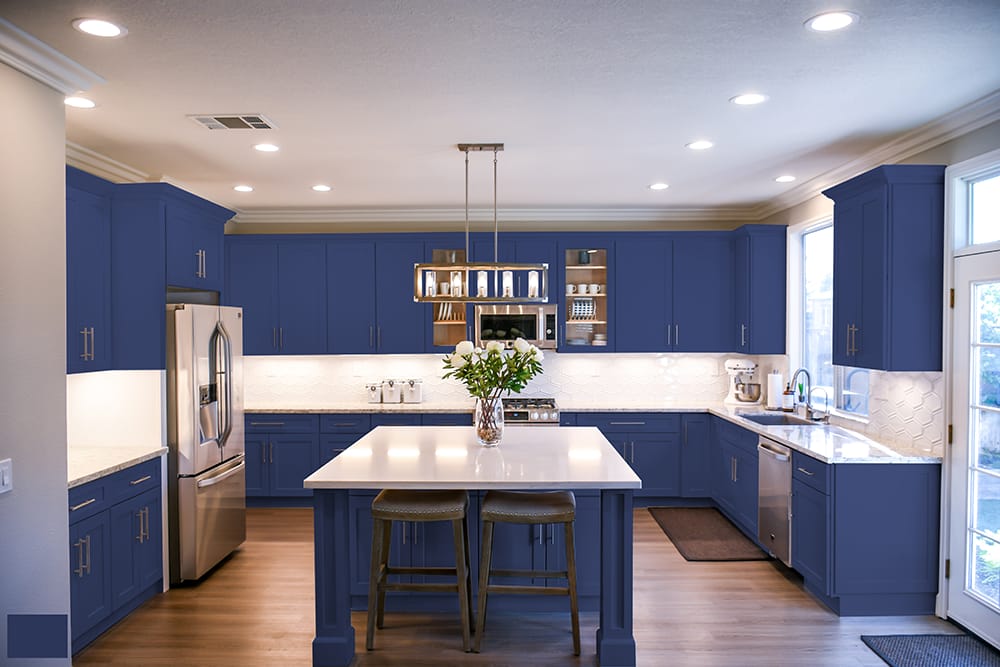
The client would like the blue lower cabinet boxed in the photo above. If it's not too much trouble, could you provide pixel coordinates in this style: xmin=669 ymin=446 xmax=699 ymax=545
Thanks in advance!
xmin=371 ymin=413 xmax=422 ymax=427
xmin=680 ymin=415 xmax=711 ymax=497
xmin=245 ymin=414 xmax=321 ymax=501
xmin=421 ymin=413 xmax=473 ymax=426
xmin=269 ymin=435 xmax=320 ymax=497
xmin=792 ymin=477 xmax=829 ymax=587
xmin=244 ymin=436 xmax=269 ymax=496
xmin=711 ymin=418 xmax=759 ymax=538
xmin=70 ymin=460 xmax=163 ymax=654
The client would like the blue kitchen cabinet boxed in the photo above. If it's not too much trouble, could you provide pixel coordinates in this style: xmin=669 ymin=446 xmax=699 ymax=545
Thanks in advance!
xmin=110 ymin=182 xmax=234 ymax=370
xmin=615 ymin=238 xmax=671 ymax=352
xmin=69 ymin=458 xmax=163 ymax=653
xmin=559 ymin=238 xmax=614 ymax=352
xmin=320 ymin=414 xmax=372 ymax=463
xmin=371 ymin=413 xmax=422 ymax=427
xmin=225 ymin=238 xmax=327 ymax=355
xmin=327 ymin=238 xmax=425 ymax=353
xmin=823 ymin=165 xmax=945 ymax=371
xmin=421 ymin=413 xmax=473 ymax=426
xmin=66 ymin=167 xmax=113 ymax=373
xmin=733 ymin=225 xmax=786 ymax=354
xmin=576 ymin=413 xmax=681 ymax=501
xmin=790 ymin=451 xmax=941 ymax=615
xmin=544 ymin=491 xmax=600 ymax=598
xmin=680 ymin=414 xmax=711 ymax=497
xmin=711 ymin=417 xmax=758 ymax=538
xmin=109 ymin=487 xmax=162 ymax=612
xmin=473 ymin=233 xmax=558 ymax=299
xmin=69 ymin=512 xmax=111 ymax=644
xmin=244 ymin=414 xmax=320 ymax=501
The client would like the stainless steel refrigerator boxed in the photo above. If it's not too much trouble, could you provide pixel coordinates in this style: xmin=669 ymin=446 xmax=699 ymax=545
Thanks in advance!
xmin=166 ymin=303 xmax=246 ymax=583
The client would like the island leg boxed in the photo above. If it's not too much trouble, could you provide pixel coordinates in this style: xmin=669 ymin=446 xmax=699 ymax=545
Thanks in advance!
xmin=597 ymin=488 xmax=636 ymax=666
xmin=313 ymin=489 xmax=355 ymax=667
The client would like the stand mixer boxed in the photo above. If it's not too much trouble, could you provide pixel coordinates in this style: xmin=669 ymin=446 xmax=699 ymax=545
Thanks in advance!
xmin=724 ymin=359 xmax=762 ymax=406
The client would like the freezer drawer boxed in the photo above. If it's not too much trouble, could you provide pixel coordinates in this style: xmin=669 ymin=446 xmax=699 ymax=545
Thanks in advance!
xmin=177 ymin=455 xmax=246 ymax=581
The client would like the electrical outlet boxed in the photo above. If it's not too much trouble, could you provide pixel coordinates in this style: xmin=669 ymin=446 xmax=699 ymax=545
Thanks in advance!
xmin=0 ymin=458 xmax=12 ymax=494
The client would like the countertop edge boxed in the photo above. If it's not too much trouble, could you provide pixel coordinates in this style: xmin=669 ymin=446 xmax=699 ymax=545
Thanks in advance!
xmin=68 ymin=447 xmax=168 ymax=489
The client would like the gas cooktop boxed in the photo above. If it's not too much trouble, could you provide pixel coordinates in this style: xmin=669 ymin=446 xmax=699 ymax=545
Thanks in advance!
xmin=501 ymin=397 xmax=560 ymax=425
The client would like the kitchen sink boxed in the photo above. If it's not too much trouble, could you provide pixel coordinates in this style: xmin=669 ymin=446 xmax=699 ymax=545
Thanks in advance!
xmin=740 ymin=413 xmax=821 ymax=426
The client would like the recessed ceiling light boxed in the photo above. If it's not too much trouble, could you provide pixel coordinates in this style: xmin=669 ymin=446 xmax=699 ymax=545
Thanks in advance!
xmin=775 ymin=175 xmax=797 ymax=183
xmin=254 ymin=143 xmax=279 ymax=152
xmin=686 ymin=140 xmax=714 ymax=151
xmin=72 ymin=18 xmax=127 ymax=38
xmin=649 ymin=183 xmax=669 ymax=191
xmin=805 ymin=11 xmax=858 ymax=32
xmin=730 ymin=93 xmax=769 ymax=106
xmin=64 ymin=96 xmax=96 ymax=109
xmin=233 ymin=185 xmax=254 ymax=192
xmin=312 ymin=184 xmax=332 ymax=192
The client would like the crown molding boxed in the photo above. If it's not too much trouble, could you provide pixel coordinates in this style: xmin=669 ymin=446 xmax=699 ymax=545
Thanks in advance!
xmin=752 ymin=88 xmax=1000 ymax=220
xmin=66 ymin=141 xmax=148 ymax=183
xmin=228 ymin=205 xmax=759 ymax=226
xmin=0 ymin=19 xmax=104 ymax=95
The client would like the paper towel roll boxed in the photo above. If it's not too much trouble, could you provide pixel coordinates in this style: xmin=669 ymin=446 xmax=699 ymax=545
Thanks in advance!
xmin=766 ymin=371 xmax=784 ymax=410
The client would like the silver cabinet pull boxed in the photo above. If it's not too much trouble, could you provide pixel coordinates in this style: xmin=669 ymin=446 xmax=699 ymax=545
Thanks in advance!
xmin=610 ymin=421 xmax=646 ymax=425
xmin=548 ymin=524 xmax=554 ymax=544
xmin=797 ymin=467 xmax=815 ymax=476
xmin=269 ymin=442 xmax=274 ymax=464
xmin=250 ymin=421 xmax=286 ymax=427
xmin=279 ymin=327 xmax=284 ymax=349
xmin=401 ymin=521 xmax=407 ymax=545
xmin=369 ymin=325 xmax=374 ymax=349
xmin=89 ymin=328 xmax=95 ymax=360
xmin=136 ymin=509 xmax=144 ymax=542
xmin=666 ymin=324 xmax=671 ymax=346
xmin=79 ymin=329 xmax=89 ymax=359
xmin=129 ymin=475 xmax=152 ymax=486
xmin=537 ymin=524 xmax=543 ymax=544
xmin=377 ymin=327 xmax=382 ymax=350
xmin=675 ymin=324 xmax=679 ymax=346
xmin=70 ymin=498 xmax=97 ymax=512
xmin=273 ymin=327 xmax=278 ymax=349
xmin=731 ymin=457 xmax=736 ymax=482
xmin=73 ymin=536 xmax=91 ymax=577
xmin=143 ymin=507 xmax=150 ymax=542
xmin=261 ymin=444 xmax=267 ymax=464
xmin=741 ymin=324 xmax=747 ymax=348
xmin=73 ymin=538 xmax=84 ymax=577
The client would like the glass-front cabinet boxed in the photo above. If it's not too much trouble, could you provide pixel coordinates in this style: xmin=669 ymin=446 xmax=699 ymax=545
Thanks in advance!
xmin=562 ymin=246 xmax=609 ymax=350
xmin=428 ymin=247 xmax=470 ymax=350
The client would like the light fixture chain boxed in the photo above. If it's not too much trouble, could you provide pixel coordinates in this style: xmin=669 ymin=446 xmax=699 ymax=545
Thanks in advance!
xmin=493 ymin=148 xmax=498 ymax=264
xmin=464 ymin=147 xmax=470 ymax=261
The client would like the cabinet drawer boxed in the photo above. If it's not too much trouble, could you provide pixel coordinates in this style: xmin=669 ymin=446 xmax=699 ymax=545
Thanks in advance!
xmin=246 ymin=414 xmax=319 ymax=434
xmin=69 ymin=478 xmax=110 ymax=524
xmin=371 ymin=414 xmax=421 ymax=427
xmin=319 ymin=414 xmax=371 ymax=433
xmin=792 ymin=452 xmax=831 ymax=494
xmin=421 ymin=413 xmax=472 ymax=426
xmin=714 ymin=417 xmax=757 ymax=452
xmin=576 ymin=413 xmax=680 ymax=433
xmin=107 ymin=458 xmax=161 ymax=504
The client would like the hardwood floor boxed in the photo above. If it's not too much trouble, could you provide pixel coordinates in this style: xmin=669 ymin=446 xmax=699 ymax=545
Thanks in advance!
xmin=73 ymin=507 xmax=958 ymax=666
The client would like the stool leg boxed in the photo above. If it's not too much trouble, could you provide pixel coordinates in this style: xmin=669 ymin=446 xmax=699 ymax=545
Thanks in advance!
xmin=451 ymin=518 xmax=472 ymax=652
xmin=564 ymin=521 xmax=581 ymax=656
xmin=366 ymin=518 xmax=386 ymax=650
xmin=473 ymin=519 xmax=495 ymax=653
xmin=376 ymin=519 xmax=393 ymax=629
xmin=462 ymin=514 xmax=474 ymax=636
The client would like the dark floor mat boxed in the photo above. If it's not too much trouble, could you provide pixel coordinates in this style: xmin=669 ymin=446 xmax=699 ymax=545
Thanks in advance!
xmin=861 ymin=633 xmax=1000 ymax=667
xmin=647 ymin=507 xmax=768 ymax=561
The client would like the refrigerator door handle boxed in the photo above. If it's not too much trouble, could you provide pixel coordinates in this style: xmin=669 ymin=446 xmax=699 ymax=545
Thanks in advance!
xmin=197 ymin=460 xmax=246 ymax=488
xmin=211 ymin=321 xmax=234 ymax=450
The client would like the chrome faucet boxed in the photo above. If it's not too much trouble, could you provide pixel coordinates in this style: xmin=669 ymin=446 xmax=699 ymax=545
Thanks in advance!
xmin=789 ymin=368 xmax=828 ymax=422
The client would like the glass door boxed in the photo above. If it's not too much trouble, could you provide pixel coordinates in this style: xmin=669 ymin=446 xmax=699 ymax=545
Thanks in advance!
xmin=563 ymin=247 xmax=608 ymax=349
xmin=948 ymin=249 xmax=1000 ymax=647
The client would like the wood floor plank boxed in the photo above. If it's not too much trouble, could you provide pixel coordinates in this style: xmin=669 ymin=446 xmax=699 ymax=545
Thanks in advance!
xmin=72 ymin=508 xmax=958 ymax=666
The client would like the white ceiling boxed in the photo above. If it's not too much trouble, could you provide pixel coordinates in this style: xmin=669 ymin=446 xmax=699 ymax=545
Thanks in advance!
xmin=4 ymin=1 xmax=1000 ymax=225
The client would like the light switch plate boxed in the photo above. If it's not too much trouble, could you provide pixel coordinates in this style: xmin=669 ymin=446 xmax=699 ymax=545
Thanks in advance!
xmin=0 ymin=458 xmax=12 ymax=494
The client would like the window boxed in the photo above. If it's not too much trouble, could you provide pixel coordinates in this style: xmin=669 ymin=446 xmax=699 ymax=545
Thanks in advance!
xmin=970 ymin=171 xmax=1000 ymax=246
xmin=800 ymin=222 xmax=869 ymax=416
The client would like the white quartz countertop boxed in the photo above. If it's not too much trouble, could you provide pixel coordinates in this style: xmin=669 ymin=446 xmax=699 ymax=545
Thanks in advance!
xmin=304 ymin=425 xmax=642 ymax=490
xmin=68 ymin=445 xmax=167 ymax=488
xmin=245 ymin=401 xmax=475 ymax=414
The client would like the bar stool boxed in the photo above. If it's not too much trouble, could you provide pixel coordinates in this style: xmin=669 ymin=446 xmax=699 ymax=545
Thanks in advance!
xmin=366 ymin=489 xmax=474 ymax=652
xmin=474 ymin=490 xmax=580 ymax=655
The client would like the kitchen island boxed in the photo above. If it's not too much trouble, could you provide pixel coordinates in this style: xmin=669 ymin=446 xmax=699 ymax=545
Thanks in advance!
xmin=303 ymin=425 xmax=642 ymax=667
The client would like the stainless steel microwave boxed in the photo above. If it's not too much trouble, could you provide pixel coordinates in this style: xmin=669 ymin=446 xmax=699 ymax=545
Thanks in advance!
xmin=474 ymin=304 xmax=557 ymax=350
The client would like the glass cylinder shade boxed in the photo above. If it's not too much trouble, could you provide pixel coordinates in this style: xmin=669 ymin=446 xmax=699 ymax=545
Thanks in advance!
xmin=478 ymin=271 xmax=489 ymax=297
xmin=450 ymin=271 xmax=464 ymax=298
xmin=424 ymin=270 xmax=437 ymax=297
xmin=502 ymin=271 xmax=514 ymax=297
xmin=528 ymin=271 xmax=539 ymax=298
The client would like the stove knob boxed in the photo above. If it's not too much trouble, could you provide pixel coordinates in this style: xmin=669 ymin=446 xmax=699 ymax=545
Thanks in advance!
xmin=550 ymin=409 xmax=559 ymax=422
xmin=540 ymin=411 xmax=549 ymax=421
xmin=530 ymin=411 xmax=540 ymax=421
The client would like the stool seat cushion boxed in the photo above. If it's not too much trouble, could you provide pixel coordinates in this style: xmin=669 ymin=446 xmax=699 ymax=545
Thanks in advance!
xmin=371 ymin=489 xmax=469 ymax=521
xmin=481 ymin=490 xmax=576 ymax=524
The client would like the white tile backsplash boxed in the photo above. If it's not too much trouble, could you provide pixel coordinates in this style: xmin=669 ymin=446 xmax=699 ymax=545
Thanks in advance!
xmin=67 ymin=370 xmax=166 ymax=448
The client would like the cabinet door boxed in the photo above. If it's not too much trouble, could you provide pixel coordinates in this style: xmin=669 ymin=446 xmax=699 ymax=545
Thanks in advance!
xmin=515 ymin=236 xmax=558 ymax=298
xmin=486 ymin=520 xmax=544 ymax=587
xmin=375 ymin=240 xmax=427 ymax=353
xmin=672 ymin=235 xmax=734 ymax=352
xmin=109 ymin=487 xmax=161 ymax=610
xmin=744 ymin=230 xmax=787 ymax=354
xmin=327 ymin=241 xmax=377 ymax=353
xmin=226 ymin=242 xmax=279 ymax=355
xmin=681 ymin=415 xmax=711 ymax=497
xmin=269 ymin=434 xmax=319 ymax=497
xmin=543 ymin=492 xmax=600 ymax=597
xmin=855 ymin=192 xmax=888 ymax=369
xmin=244 ymin=436 xmax=269 ymax=497
xmin=66 ymin=187 xmax=111 ymax=373
xmin=70 ymin=513 xmax=111 ymax=639
xmin=277 ymin=242 xmax=327 ymax=354
xmin=792 ymin=478 xmax=830 ymax=592
xmin=320 ymin=434 xmax=359 ymax=463
xmin=731 ymin=443 xmax=759 ymax=536
xmin=629 ymin=432 xmax=681 ymax=497
xmin=137 ymin=490 xmax=163 ymax=591
xmin=615 ymin=238 xmax=670 ymax=352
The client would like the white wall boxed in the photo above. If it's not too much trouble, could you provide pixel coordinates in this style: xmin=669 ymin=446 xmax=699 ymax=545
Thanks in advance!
xmin=0 ymin=62 xmax=71 ymax=664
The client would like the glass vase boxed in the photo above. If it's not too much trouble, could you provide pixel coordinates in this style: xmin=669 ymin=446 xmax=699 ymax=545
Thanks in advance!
xmin=474 ymin=397 xmax=504 ymax=447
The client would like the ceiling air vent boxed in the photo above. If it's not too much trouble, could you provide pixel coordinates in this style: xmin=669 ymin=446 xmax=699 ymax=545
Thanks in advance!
xmin=188 ymin=114 xmax=277 ymax=130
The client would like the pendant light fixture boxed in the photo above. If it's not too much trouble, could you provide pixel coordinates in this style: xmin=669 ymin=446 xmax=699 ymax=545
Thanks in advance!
xmin=413 ymin=143 xmax=549 ymax=303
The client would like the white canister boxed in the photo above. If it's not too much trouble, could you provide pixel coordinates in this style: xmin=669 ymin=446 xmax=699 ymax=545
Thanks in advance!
xmin=381 ymin=379 xmax=402 ymax=403
xmin=366 ymin=382 xmax=382 ymax=403
xmin=402 ymin=379 xmax=423 ymax=403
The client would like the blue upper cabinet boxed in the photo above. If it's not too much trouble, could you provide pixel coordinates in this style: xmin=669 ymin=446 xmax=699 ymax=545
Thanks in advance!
xmin=327 ymin=237 xmax=425 ymax=354
xmin=733 ymin=225 xmax=787 ymax=355
xmin=672 ymin=234 xmax=734 ymax=352
xmin=823 ymin=165 xmax=945 ymax=371
xmin=66 ymin=167 xmax=114 ymax=373
xmin=225 ymin=237 xmax=327 ymax=355
xmin=164 ymin=203 xmax=228 ymax=292
xmin=615 ymin=237 xmax=671 ymax=352
xmin=560 ymin=237 xmax=613 ymax=352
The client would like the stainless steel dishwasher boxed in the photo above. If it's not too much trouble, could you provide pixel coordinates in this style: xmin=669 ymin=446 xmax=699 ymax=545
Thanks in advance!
xmin=757 ymin=436 xmax=792 ymax=565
